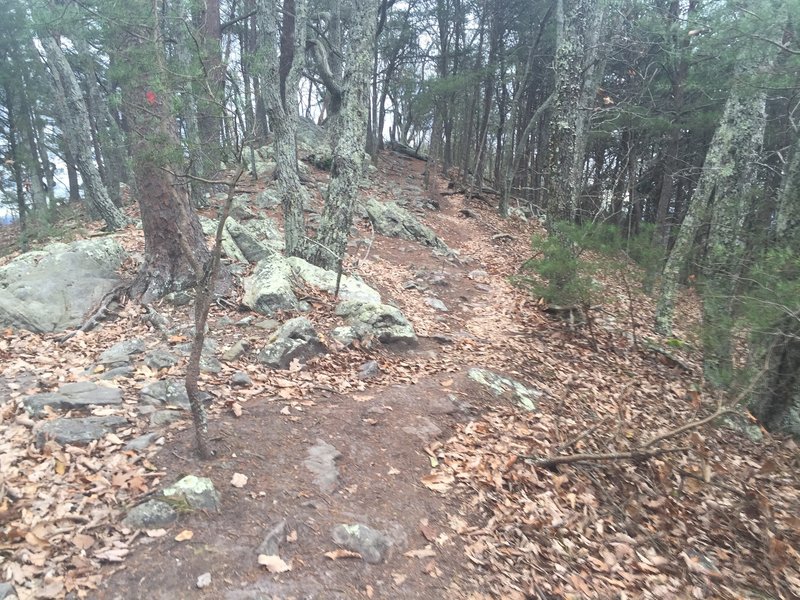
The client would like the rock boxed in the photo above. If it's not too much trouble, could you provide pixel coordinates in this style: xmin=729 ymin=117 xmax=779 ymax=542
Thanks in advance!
xmin=122 ymin=499 xmax=177 ymax=529
xmin=235 ymin=316 xmax=255 ymax=327
xmin=475 ymin=283 xmax=492 ymax=292
xmin=304 ymin=439 xmax=341 ymax=493
xmin=144 ymin=349 xmax=179 ymax=370
xmin=424 ymin=297 xmax=449 ymax=312
xmin=200 ymin=355 xmax=223 ymax=374
xmin=296 ymin=117 xmax=333 ymax=169
xmin=162 ymin=475 xmax=220 ymax=510
xmin=468 ymin=368 xmax=541 ymax=411
xmin=256 ymin=188 xmax=280 ymax=209
xmin=0 ymin=583 xmax=16 ymax=600
xmin=230 ymin=195 xmax=257 ymax=220
xmin=255 ymin=318 xmax=281 ymax=331
xmin=222 ymin=340 xmax=250 ymax=362
xmin=199 ymin=215 xmax=247 ymax=263
xmin=196 ymin=573 xmax=212 ymax=590
xmin=468 ymin=269 xmax=489 ymax=282
xmin=256 ymin=519 xmax=288 ymax=556
xmin=363 ymin=198 xmax=449 ymax=252
xmin=231 ymin=372 xmax=252 ymax=387
xmin=34 ymin=415 xmax=127 ymax=448
xmin=335 ymin=300 xmax=417 ymax=345
xmin=163 ymin=290 xmax=193 ymax=306
xmin=258 ymin=317 xmax=326 ymax=369
xmin=402 ymin=417 xmax=442 ymax=442
xmin=718 ymin=414 xmax=764 ymax=442
xmin=98 ymin=339 xmax=145 ymax=367
xmin=23 ymin=382 xmax=123 ymax=417
xmin=286 ymin=257 xmax=381 ymax=304
xmin=331 ymin=524 xmax=391 ymax=564
xmin=99 ymin=366 xmax=135 ymax=380
xmin=125 ymin=432 xmax=161 ymax=451
xmin=428 ymin=395 xmax=458 ymax=415
xmin=358 ymin=360 xmax=381 ymax=380
xmin=150 ymin=410 xmax=182 ymax=427
xmin=140 ymin=379 xmax=190 ymax=409
xmin=242 ymin=255 xmax=299 ymax=316
xmin=225 ymin=217 xmax=274 ymax=264
xmin=0 ymin=238 xmax=126 ymax=333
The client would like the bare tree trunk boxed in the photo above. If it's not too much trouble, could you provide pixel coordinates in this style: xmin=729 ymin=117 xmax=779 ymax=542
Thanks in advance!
xmin=42 ymin=36 xmax=128 ymax=230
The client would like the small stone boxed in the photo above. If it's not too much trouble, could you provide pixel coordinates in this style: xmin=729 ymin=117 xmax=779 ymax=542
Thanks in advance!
xmin=257 ymin=519 xmax=288 ymax=556
xmin=331 ymin=523 xmax=391 ymax=564
xmin=122 ymin=500 xmax=177 ymax=529
xmin=150 ymin=410 xmax=182 ymax=427
xmin=235 ymin=316 xmax=255 ymax=327
xmin=98 ymin=339 xmax=145 ymax=366
xmin=196 ymin=573 xmax=212 ymax=589
xmin=164 ymin=290 xmax=193 ymax=306
xmin=200 ymin=355 xmax=223 ymax=374
xmin=163 ymin=475 xmax=220 ymax=510
xmin=255 ymin=318 xmax=281 ymax=332
xmin=468 ymin=368 xmax=541 ymax=412
xmin=468 ymin=269 xmax=489 ymax=282
xmin=231 ymin=372 xmax=252 ymax=387
xmin=99 ymin=366 xmax=135 ymax=380
xmin=222 ymin=340 xmax=250 ymax=362
xmin=424 ymin=297 xmax=449 ymax=312
xmin=144 ymin=349 xmax=179 ymax=370
xmin=217 ymin=316 xmax=235 ymax=327
xmin=474 ymin=283 xmax=492 ymax=292
xmin=125 ymin=432 xmax=161 ymax=451
xmin=358 ymin=360 xmax=381 ymax=380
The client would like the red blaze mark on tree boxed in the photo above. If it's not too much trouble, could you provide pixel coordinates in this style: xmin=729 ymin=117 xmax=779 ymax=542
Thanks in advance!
xmin=146 ymin=90 xmax=157 ymax=106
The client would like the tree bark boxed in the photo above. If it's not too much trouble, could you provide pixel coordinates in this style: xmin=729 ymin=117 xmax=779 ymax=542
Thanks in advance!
xmin=306 ymin=0 xmax=381 ymax=270
xmin=256 ymin=0 xmax=308 ymax=257
xmin=115 ymin=1 xmax=210 ymax=303
xmin=41 ymin=36 xmax=128 ymax=230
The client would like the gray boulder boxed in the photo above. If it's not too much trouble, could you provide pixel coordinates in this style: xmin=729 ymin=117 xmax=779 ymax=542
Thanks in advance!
xmin=199 ymin=215 xmax=246 ymax=263
xmin=335 ymin=300 xmax=417 ymax=345
xmin=225 ymin=217 xmax=278 ymax=264
xmin=256 ymin=188 xmax=280 ymax=209
xmin=363 ymin=198 xmax=448 ymax=251
xmin=34 ymin=415 xmax=128 ymax=448
xmin=0 ymin=238 xmax=126 ymax=333
xmin=24 ymin=382 xmax=123 ymax=417
xmin=296 ymin=117 xmax=333 ymax=169
xmin=467 ymin=368 xmax=542 ymax=412
xmin=286 ymin=257 xmax=381 ymax=304
xmin=242 ymin=254 xmax=299 ymax=315
xmin=257 ymin=317 xmax=326 ymax=369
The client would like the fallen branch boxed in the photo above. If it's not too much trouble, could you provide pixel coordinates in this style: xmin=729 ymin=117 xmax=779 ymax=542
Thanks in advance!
xmin=527 ymin=445 xmax=690 ymax=468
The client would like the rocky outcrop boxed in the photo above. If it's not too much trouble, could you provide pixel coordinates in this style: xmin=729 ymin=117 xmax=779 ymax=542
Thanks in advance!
xmin=286 ymin=257 xmax=381 ymax=304
xmin=242 ymin=254 xmax=300 ymax=315
xmin=334 ymin=300 xmax=417 ymax=345
xmin=0 ymin=238 xmax=126 ymax=333
xmin=24 ymin=382 xmax=123 ymax=417
xmin=258 ymin=317 xmax=326 ymax=369
xmin=363 ymin=198 xmax=449 ymax=252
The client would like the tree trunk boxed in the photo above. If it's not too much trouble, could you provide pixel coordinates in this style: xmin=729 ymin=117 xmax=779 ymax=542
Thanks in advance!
xmin=41 ymin=36 xmax=128 ymax=230
xmin=116 ymin=2 xmax=210 ymax=303
xmin=256 ymin=0 xmax=308 ymax=257
xmin=306 ymin=0 xmax=381 ymax=270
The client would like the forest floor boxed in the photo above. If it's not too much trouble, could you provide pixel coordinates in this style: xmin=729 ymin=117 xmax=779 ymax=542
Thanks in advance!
xmin=1 ymin=151 xmax=799 ymax=600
